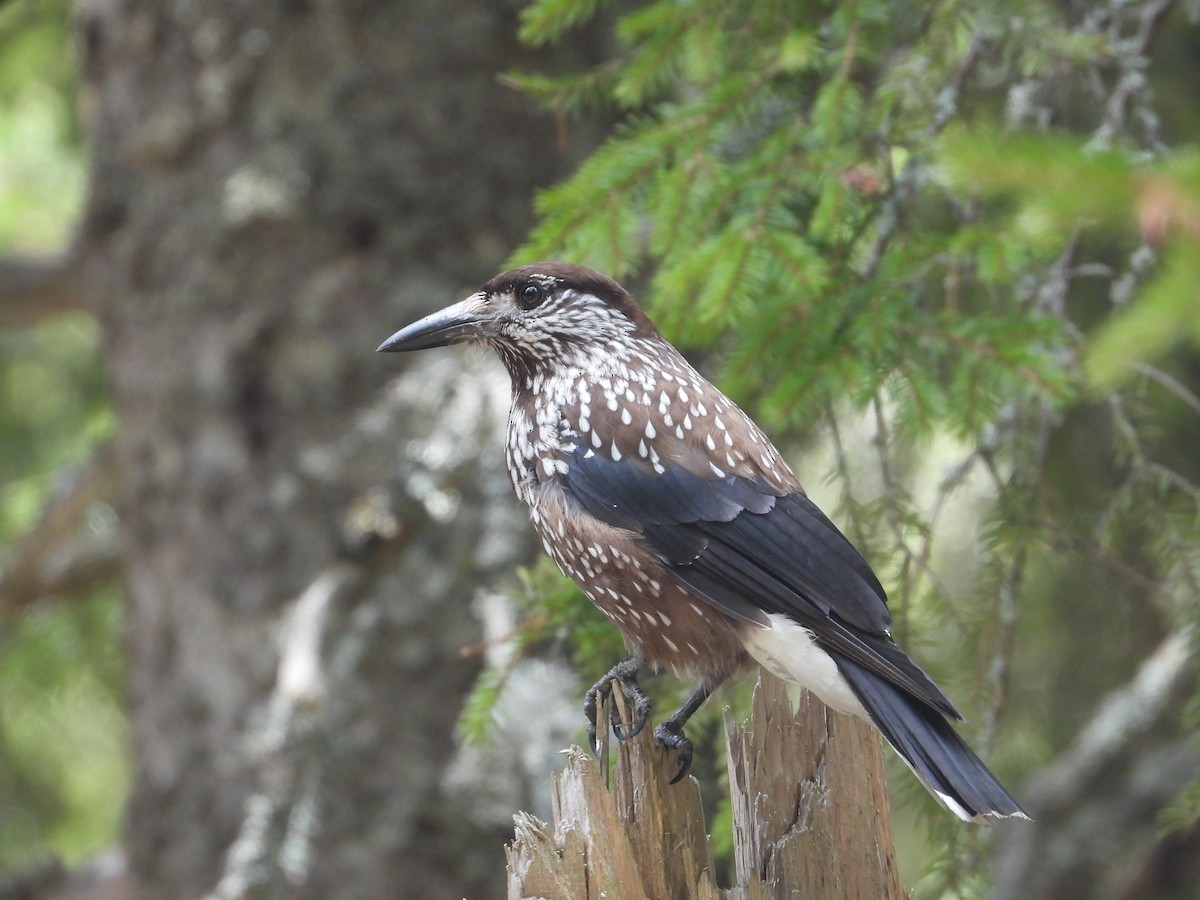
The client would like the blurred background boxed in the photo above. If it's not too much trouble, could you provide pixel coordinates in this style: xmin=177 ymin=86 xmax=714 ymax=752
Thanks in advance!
xmin=0 ymin=0 xmax=1197 ymax=897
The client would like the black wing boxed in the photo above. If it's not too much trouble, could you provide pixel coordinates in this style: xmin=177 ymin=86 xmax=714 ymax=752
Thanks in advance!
xmin=564 ymin=445 xmax=960 ymax=719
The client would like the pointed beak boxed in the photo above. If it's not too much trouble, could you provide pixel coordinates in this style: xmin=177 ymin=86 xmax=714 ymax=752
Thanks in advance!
xmin=377 ymin=294 xmax=490 ymax=352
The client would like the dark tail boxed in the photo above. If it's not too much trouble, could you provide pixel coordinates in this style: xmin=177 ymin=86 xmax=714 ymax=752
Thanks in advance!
xmin=838 ymin=657 xmax=1029 ymax=822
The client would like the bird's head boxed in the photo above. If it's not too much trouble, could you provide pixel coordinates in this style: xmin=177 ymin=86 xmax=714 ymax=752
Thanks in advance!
xmin=377 ymin=262 xmax=659 ymax=373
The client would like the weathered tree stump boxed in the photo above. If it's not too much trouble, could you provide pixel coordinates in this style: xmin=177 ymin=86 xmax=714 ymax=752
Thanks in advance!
xmin=506 ymin=672 xmax=905 ymax=899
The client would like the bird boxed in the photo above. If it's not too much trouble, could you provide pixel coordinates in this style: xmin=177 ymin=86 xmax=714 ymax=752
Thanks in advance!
xmin=378 ymin=262 xmax=1027 ymax=822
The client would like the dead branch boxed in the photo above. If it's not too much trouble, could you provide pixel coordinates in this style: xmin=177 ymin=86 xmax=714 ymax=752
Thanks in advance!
xmin=507 ymin=673 xmax=905 ymax=899
xmin=0 ymin=253 xmax=83 ymax=328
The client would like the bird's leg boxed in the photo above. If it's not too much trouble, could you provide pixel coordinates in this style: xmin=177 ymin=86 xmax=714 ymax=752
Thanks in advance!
xmin=654 ymin=677 xmax=725 ymax=784
xmin=583 ymin=656 xmax=651 ymax=755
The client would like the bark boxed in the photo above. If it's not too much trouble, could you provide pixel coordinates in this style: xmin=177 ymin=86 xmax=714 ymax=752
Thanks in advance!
xmin=72 ymin=0 xmax=594 ymax=895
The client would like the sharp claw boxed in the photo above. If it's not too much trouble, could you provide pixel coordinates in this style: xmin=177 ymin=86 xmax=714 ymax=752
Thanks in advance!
xmin=668 ymin=757 xmax=692 ymax=785
xmin=610 ymin=701 xmax=629 ymax=741
xmin=629 ymin=698 xmax=651 ymax=738
xmin=611 ymin=675 xmax=651 ymax=740
xmin=654 ymin=722 xmax=694 ymax=784
xmin=582 ymin=659 xmax=652 ymax=749
xmin=583 ymin=687 xmax=603 ymax=757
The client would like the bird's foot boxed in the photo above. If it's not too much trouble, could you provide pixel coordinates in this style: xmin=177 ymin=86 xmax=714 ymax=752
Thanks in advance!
xmin=653 ymin=720 xmax=694 ymax=784
xmin=583 ymin=657 xmax=651 ymax=756
xmin=651 ymin=679 xmax=721 ymax=783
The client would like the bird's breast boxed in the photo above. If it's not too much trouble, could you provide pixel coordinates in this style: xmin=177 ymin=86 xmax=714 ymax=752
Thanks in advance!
xmin=518 ymin=475 xmax=749 ymax=682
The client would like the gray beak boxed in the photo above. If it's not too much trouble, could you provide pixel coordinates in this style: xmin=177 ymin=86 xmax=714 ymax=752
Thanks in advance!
xmin=377 ymin=296 xmax=488 ymax=352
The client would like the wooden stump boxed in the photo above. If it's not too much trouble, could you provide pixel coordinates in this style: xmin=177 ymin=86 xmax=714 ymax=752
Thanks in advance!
xmin=506 ymin=672 xmax=906 ymax=899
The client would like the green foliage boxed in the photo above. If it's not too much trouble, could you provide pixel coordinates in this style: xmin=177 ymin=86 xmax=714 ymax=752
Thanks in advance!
xmin=0 ymin=0 xmax=77 ymax=122
xmin=1088 ymin=242 xmax=1200 ymax=388
xmin=942 ymin=134 xmax=1200 ymax=389
xmin=1160 ymin=680 xmax=1200 ymax=835
xmin=0 ymin=0 xmax=118 ymax=878
xmin=458 ymin=558 xmax=625 ymax=746
xmin=519 ymin=0 xmax=614 ymax=47
xmin=0 ymin=591 xmax=126 ymax=869
xmin=498 ymin=0 xmax=1200 ymax=892
xmin=512 ymin=1 xmax=1079 ymax=452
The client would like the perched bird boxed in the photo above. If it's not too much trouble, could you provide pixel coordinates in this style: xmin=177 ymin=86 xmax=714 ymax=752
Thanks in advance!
xmin=379 ymin=262 xmax=1027 ymax=822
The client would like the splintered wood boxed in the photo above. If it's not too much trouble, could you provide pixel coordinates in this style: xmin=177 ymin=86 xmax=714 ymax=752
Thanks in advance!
xmin=505 ymin=673 xmax=906 ymax=899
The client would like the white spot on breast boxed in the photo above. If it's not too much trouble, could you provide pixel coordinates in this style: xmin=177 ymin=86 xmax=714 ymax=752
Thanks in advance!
xmin=678 ymin=387 xmax=689 ymax=403
xmin=663 ymin=637 xmax=679 ymax=652
xmin=621 ymin=407 xmax=632 ymax=425
xmin=705 ymin=434 xmax=716 ymax=451
xmin=675 ymin=425 xmax=684 ymax=439
xmin=592 ymin=430 xmax=602 ymax=448
xmin=645 ymin=421 xmax=656 ymax=439
xmin=659 ymin=613 xmax=672 ymax=626
xmin=579 ymin=416 xmax=590 ymax=432
xmin=690 ymin=602 xmax=705 ymax=617
xmin=709 ymin=462 xmax=726 ymax=477
xmin=611 ymin=443 xmax=622 ymax=461
xmin=683 ymin=414 xmax=693 ymax=430
xmin=638 ymin=440 xmax=648 ymax=458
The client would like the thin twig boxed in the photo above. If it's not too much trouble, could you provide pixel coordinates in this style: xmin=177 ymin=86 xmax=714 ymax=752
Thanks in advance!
xmin=1086 ymin=0 xmax=1178 ymax=153
xmin=0 ymin=443 xmax=120 ymax=623
xmin=1134 ymin=362 xmax=1200 ymax=419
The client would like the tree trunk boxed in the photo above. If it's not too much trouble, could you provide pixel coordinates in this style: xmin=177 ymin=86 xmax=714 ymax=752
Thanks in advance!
xmin=73 ymin=0 xmax=589 ymax=895
xmin=507 ymin=673 xmax=905 ymax=899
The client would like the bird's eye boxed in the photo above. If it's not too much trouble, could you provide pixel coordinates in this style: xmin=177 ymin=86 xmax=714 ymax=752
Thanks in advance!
xmin=517 ymin=282 xmax=544 ymax=309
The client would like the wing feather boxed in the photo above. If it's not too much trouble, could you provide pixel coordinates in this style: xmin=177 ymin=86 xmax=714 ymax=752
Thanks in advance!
xmin=563 ymin=445 xmax=960 ymax=717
